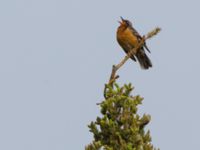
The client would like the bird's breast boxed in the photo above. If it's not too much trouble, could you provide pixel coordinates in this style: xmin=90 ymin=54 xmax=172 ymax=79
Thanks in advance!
xmin=117 ymin=27 xmax=138 ymax=49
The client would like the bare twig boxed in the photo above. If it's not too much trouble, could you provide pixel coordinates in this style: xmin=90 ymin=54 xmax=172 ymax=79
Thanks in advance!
xmin=103 ymin=27 xmax=161 ymax=99
xmin=108 ymin=27 xmax=161 ymax=86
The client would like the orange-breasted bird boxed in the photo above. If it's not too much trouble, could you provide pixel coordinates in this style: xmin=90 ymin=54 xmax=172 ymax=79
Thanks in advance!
xmin=117 ymin=17 xmax=152 ymax=69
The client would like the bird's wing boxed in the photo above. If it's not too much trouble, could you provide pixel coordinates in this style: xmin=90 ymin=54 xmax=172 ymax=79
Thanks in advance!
xmin=129 ymin=25 xmax=151 ymax=53
xmin=129 ymin=25 xmax=142 ymax=40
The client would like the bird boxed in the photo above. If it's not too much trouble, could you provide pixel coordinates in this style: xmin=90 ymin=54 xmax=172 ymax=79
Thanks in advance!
xmin=116 ymin=17 xmax=152 ymax=69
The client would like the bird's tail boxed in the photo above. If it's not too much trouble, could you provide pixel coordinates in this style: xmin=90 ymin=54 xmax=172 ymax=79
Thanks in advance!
xmin=136 ymin=49 xmax=152 ymax=69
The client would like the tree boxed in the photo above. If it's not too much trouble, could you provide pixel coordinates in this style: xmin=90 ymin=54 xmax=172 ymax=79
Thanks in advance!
xmin=85 ymin=27 xmax=161 ymax=150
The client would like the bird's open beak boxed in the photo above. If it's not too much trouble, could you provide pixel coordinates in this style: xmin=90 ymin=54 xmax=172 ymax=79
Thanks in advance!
xmin=118 ymin=20 xmax=122 ymax=24
xmin=118 ymin=16 xmax=124 ymax=24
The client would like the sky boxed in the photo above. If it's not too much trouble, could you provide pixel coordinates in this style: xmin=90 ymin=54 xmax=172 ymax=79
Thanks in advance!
xmin=0 ymin=0 xmax=200 ymax=150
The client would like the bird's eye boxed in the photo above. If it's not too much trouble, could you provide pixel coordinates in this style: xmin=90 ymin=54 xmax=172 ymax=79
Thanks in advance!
xmin=127 ymin=21 xmax=132 ymax=26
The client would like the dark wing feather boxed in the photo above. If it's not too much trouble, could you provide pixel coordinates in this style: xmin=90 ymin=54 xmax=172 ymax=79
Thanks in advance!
xmin=128 ymin=25 xmax=142 ymax=40
xmin=128 ymin=24 xmax=151 ymax=53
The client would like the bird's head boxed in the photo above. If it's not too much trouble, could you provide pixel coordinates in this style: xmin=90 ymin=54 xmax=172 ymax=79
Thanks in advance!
xmin=118 ymin=16 xmax=132 ymax=27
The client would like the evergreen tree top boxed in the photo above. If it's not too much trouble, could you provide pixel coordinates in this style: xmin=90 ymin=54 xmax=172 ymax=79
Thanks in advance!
xmin=86 ymin=83 xmax=159 ymax=150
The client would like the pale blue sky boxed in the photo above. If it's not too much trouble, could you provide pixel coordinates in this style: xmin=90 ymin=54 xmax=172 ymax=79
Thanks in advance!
xmin=0 ymin=0 xmax=200 ymax=150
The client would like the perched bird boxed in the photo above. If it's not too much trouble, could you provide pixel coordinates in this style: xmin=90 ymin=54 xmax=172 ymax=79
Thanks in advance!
xmin=117 ymin=17 xmax=152 ymax=69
